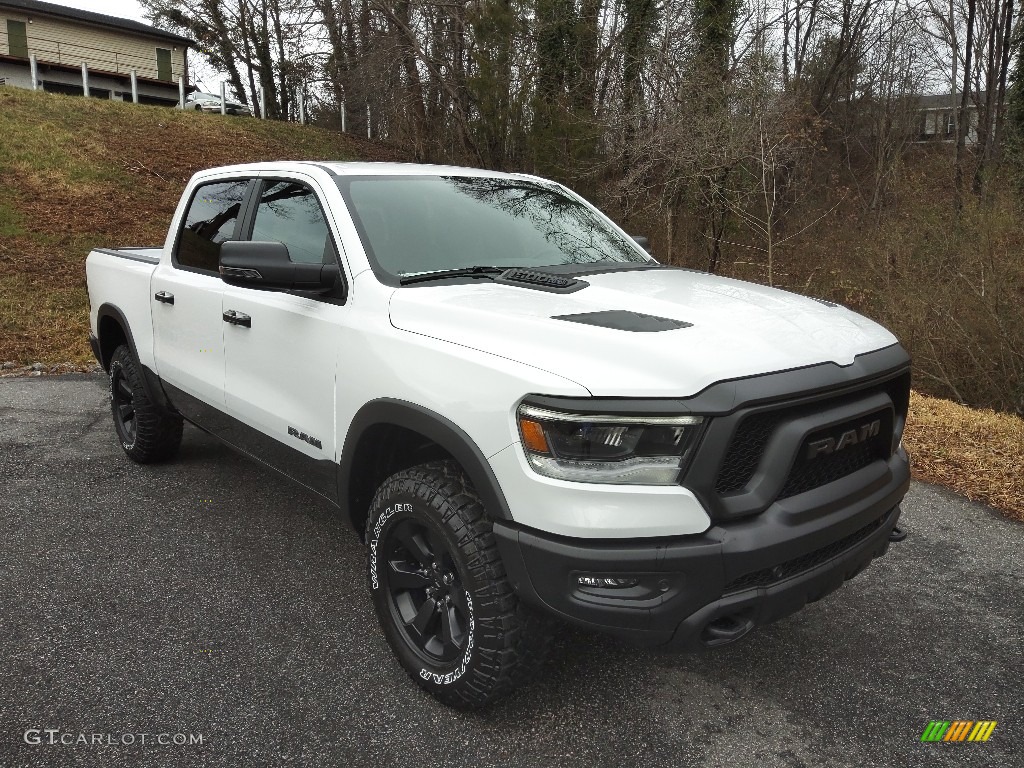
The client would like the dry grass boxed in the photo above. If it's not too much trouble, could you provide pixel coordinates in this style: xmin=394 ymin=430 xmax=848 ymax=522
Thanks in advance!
xmin=904 ymin=391 xmax=1024 ymax=521
xmin=0 ymin=87 xmax=405 ymax=365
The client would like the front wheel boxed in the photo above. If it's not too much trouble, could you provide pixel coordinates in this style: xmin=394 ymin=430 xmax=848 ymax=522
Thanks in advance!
xmin=366 ymin=461 xmax=553 ymax=709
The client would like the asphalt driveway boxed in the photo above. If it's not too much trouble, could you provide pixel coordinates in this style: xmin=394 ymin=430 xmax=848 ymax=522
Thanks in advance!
xmin=1 ymin=375 xmax=1021 ymax=767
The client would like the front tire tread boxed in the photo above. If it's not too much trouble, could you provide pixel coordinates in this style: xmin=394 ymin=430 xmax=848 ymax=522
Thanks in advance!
xmin=367 ymin=461 xmax=553 ymax=709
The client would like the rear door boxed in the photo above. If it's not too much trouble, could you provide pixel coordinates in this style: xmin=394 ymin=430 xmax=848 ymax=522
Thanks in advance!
xmin=152 ymin=177 xmax=254 ymax=428
xmin=221 ymin=173 xmax=348 ymax=500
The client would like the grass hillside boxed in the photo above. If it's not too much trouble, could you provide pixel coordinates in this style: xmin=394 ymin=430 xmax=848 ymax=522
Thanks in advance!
xmin=1 ymin=87 xmax=1021 ymax=521
xmin=0 ymin=87 xmax=402 ymax=363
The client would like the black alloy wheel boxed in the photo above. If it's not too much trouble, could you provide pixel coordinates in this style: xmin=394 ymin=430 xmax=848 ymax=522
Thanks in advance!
xmin=107 ymin=345 xmax=183 ymax=463
xmin=111 ymin=362 xmax=137 ymax=445
xmin=381 ymin=518 xmax=470 ymax=664
xmin=366 ymin=461 xmax=554 ymax=708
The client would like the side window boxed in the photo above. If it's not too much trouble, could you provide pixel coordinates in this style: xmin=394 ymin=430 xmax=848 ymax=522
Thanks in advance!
xmin=250 ymin=180 xmax=336 ymax=265
xmin=176 ymin=180 xmax=249 ymax=272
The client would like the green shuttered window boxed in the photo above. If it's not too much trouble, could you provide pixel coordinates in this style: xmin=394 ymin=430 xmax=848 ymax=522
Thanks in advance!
xmin=7 ymin=20 xmax=28 ymax=59
xmin=156 ymin=47 xmax=171 ymax=81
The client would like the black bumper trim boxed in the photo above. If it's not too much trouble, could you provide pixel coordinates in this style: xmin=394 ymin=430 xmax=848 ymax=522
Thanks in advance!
xmin=722 ymin=512 xmax=886 ymax=593
xmin=665 ymin=510 xmax=896 ymax=649
xmin=493 ymin=457 xmax=908 ymax=648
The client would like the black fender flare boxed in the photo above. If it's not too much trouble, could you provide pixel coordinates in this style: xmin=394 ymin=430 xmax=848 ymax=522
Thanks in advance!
xmin=95 ymin=303 xmax=139 ymax=371
xmin=339 ymin=398 xmax=514 ymax=532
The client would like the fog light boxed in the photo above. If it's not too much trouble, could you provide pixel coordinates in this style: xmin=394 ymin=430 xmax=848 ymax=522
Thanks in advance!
xmin=577 ymin=576 xmax=640 ymax=589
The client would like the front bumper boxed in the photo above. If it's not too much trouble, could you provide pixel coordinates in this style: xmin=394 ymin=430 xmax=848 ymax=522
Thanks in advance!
xmin=493 ymin=450 xmax=909 ymax=648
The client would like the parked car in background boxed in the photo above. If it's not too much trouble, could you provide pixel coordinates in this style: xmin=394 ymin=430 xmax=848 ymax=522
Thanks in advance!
xmin=180 ymin=91 xmax=252 ymax=116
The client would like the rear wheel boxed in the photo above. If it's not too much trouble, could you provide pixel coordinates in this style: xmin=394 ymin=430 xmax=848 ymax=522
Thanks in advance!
xmin=367 ymin=461 xmax=553 ymax=709
xmin=108 ymin=345 xmax=182 ymax=463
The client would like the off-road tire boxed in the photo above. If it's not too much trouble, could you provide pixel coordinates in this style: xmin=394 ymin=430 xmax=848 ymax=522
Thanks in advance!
xmin=108 ymin=345 xmax=183 ymax=463
xmin=366 ymin=460 xmax=553 ymax=709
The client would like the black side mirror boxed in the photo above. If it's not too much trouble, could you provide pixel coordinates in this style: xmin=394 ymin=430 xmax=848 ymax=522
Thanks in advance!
xmin=219 ymin=241 xmax=339 ymax=292
xmin=631 ymin=235 xmax=654 ymax=255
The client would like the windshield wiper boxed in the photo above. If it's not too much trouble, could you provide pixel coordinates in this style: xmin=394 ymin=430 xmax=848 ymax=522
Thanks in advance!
xmin=399 ymin=266 xmax=508 ymax=285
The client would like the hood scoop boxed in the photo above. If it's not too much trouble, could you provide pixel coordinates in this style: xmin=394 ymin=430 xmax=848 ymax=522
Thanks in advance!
xmin=553 ymin=310 xmax=693 ymax=332
xmin=496 ymin=268 xmax=587 ymax=293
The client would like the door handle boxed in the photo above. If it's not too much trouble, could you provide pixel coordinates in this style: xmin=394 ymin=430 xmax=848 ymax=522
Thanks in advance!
xmin=222 ymin=309 xmax=251 ymax=328
xmin=154 ymin=291 xmax=174 ymax=305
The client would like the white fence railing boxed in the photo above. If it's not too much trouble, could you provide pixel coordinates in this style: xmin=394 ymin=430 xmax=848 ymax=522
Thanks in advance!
xmin=0 ymin=30 xmax=185 ymax=82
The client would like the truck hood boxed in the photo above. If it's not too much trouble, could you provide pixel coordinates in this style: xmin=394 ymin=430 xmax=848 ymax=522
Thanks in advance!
xmin=388 ymin=268 xmax=898 ymax=397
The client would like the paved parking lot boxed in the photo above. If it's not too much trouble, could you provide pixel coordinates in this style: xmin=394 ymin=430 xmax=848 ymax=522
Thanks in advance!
xmin=1 ymin=375 xmax=1021 ymax=767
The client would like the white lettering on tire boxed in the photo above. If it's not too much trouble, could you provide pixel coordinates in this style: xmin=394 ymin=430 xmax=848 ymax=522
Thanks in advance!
xmin=368 ymin=502 xmax=412 ymax=589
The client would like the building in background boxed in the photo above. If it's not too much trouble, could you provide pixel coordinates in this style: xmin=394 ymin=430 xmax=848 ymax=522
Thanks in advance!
xmin=916 ymin=93 xmax=981 ymax=145
xmin=0 ymin=0 xmax=193 ymax=105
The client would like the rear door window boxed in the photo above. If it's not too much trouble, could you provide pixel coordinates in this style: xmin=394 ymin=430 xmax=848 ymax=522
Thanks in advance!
xmin=175 ymin=180 xmax=250 ymax=272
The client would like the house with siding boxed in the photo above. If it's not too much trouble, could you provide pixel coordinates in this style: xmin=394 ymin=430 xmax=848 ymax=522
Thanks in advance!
xmin=916 ymin=93 xmax=981 ymax=145
xmin=0 ymin=0 xmax=193 ymax=105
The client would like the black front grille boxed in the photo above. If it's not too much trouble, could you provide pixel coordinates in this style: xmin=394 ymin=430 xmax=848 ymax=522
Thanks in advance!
xmin=723 ymin=512 xmax=889 ymax=594
xmin=714 ymin=412 xmax=783 ymax=493
xmin=778 ymin=409 xmax=893 ymax=499
xmin=712 ymin=372 xmax=910 ymax=501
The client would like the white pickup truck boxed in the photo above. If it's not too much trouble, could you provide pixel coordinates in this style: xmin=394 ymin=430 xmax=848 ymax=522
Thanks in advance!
xmin=86 ymin=162 xmax=911 ymax=708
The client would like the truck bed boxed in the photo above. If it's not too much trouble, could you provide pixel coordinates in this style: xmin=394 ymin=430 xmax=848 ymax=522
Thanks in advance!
xmin=91 ymin=247 xmax=162 ymax=264
xmin=86 ymin=246 xmax=162 ymax=372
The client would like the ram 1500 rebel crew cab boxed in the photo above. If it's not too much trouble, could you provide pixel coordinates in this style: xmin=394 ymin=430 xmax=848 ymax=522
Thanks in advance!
xmin=86 ymin=162 xmax=911 ymax=708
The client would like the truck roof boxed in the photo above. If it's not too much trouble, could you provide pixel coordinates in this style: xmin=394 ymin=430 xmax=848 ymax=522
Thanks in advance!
xmin=195 ymin=161 xmax=524 ymax=179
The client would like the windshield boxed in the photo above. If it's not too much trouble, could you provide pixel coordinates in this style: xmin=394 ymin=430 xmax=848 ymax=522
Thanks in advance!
xmin=335 ymin=175 xmax=651 ymax=280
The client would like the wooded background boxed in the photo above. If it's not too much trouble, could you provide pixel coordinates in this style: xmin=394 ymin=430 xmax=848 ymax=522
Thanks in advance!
xmin=142 ymin=0 xmax=1024 ymax=414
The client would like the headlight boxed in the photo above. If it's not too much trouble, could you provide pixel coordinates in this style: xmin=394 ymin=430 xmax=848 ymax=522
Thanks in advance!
xmin=517 ymin=404 xmax=703 ymax=485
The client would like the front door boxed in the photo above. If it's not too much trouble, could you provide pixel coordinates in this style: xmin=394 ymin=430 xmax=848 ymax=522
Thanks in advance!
xmin=222 ymin=175 xmax=347 ymax=500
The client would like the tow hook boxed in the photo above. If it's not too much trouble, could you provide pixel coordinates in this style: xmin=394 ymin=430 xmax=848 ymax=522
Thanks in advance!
xmin=889 ymin=525 xmax=907 ymax=542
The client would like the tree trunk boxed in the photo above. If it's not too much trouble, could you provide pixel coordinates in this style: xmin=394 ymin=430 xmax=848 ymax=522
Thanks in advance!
xmin=237 ymin=0 xmax=258 ymax=111
xmin=955 ymin=0 xmax=977 ymax=215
